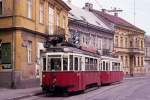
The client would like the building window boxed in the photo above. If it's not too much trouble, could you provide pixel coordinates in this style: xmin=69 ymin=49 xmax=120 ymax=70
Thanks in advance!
xmin=120 ymin=37 xmax=123 ymax=47
xmin=141 ymin=57 xmax=143 ymax=66
xmin=39 ymin=1 xmax=44 ymax=23
xmin=138 ymin=56 xmax=140 ymax=66
xmin=130 ymin=41 xmax=133 ymax=47
xmin=62 ymin=16 xmax=66 ymax=29
xmin=27 ymin=0 xmax=32 ymax=19
xmin=115 ymin=36 xmax=118 ymax=47
xmin=48 ymin=6 xmax=54 ymax=35
xmin=141 ymin=40 xmax=143 ymax=49
xmin=125 ymin=56 xmax=128 ymax=67
xmin=27 ymin=41 xmax=32 ymax=64
xmin=145 ymin=48 xmax=148 ymax=56
xmin=125 ymin=37 xmax=128 ymax=48
xmin=135 ymin=38 xmax=138 ymax=48
xmin=98 ymin=38 xmax=102 ymax=50
xmin=56 ymin=12 xmax=60 ymax=27
xmin=0 ymin=0 xmax=2 ymax=15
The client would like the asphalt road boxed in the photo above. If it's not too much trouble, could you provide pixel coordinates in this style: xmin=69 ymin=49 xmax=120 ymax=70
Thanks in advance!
xmin=20 ymin=77 xmax=150 ymax=100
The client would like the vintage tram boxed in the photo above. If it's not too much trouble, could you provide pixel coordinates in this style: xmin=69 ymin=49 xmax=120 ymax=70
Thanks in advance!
xmin=41 ymin=46 xmax=123 ymax=93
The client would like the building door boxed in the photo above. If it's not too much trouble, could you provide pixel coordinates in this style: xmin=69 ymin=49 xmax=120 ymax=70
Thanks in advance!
xmin=129 ymin=55 xmax=134 ymax=76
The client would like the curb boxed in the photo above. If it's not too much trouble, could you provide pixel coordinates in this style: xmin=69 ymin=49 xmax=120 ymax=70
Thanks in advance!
xmin=7 ymin=91 xmax=43 ymax=100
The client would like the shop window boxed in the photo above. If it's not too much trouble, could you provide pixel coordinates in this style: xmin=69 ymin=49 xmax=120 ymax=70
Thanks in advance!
xmin=1 ymin=43 xmax=12 ymax=69
xmin=1 ymin=43 xmax=11 ymax=64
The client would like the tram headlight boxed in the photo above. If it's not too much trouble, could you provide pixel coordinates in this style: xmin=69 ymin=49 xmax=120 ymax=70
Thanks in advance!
xmin=53 ymin=78 xmax=57 ymax=84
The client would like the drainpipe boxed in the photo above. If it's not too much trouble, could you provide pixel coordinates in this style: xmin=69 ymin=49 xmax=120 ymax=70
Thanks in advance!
xmin=11 ymin=0 xmax=16 ymax=88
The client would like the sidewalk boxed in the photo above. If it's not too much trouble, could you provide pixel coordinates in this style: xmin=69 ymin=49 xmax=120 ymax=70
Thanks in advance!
xmin=124 ymin=74 xmax=150 ymax=80
xmin=0 ymin=87 xmax=42 ymax=100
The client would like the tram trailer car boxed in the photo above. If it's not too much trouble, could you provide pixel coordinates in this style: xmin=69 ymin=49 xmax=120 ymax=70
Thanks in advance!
xmin=41 ymin=48 xmax=123 ymax=93
xmin=100 ymin=56 xmax=124 ymax=85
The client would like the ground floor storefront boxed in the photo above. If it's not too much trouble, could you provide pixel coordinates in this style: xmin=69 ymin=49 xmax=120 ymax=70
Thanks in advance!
xmin=0 ymin=29 xmax=45 ymax=88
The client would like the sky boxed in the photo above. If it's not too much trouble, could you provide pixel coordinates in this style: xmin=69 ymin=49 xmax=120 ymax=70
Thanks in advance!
xmin=63 ymin=0 xmax=150 ymax=35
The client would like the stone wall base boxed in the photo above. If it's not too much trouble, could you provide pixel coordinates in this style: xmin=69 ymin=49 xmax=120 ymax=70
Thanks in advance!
xmin=0 ymin=71 xmax=40 ymax=89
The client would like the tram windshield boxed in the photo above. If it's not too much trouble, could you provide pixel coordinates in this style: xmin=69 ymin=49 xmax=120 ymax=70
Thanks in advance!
xmin=48 ymin=58 xmax=61 ymax=71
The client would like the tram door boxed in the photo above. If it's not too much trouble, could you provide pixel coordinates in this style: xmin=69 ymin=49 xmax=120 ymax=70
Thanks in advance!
xmin=74 ymin=56 xmax=82 ymax=90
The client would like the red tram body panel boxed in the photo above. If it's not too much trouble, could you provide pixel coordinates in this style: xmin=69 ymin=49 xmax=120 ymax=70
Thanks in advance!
xmin=42 ymin=71 xmax=101 ymax=92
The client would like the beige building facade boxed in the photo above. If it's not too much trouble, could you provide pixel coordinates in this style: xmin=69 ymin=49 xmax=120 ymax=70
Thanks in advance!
xmin=114 ymin=26 xmax=145 ymax=76
xmin=0 ymin=0 xmax=70 ymax=88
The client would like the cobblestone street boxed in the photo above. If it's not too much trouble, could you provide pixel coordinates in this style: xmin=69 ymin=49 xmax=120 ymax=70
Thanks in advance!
xmin=19 ymin=77 xmax=150 ymax=100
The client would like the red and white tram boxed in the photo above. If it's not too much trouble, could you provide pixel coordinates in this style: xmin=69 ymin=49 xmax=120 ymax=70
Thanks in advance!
xmin=41 ymin=47 xmax=123 ymax=93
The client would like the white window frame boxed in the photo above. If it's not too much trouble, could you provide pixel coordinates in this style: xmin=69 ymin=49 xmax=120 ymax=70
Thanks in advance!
xmin=48 ymin=6 xmax=54 ymax=35
xmin=39 ymin=2 xmax=44 ymax=23
xmin=27 ymin=41 xmax=32 ymax=64
xmin=27 ymin=0 xmax=32 ymax=19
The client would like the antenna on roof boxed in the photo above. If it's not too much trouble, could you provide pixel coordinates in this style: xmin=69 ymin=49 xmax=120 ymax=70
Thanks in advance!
xmin=133 ymin=0 xmax=136 ymax=25
xmin=107 ymin=8 xmax=123 ymax=17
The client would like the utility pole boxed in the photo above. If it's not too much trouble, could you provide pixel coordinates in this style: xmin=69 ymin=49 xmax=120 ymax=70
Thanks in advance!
xmin=133 ymin=0 xmax=136 ymax=25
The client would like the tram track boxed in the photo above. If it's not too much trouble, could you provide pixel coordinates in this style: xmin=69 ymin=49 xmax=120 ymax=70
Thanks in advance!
xmin=19 ymin=78 xmax=149 ymax=100
xmin=61 ymin=78 xmax=148 ymax=100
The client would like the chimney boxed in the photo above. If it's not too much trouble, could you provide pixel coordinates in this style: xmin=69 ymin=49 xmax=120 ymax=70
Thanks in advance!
xmin=83 ymin=3 xmax=93 ymax=10
xmin=102 ymin=9 xmax=106 ymax=13
xmin=114 ymin=12 xmax=118 ymax=17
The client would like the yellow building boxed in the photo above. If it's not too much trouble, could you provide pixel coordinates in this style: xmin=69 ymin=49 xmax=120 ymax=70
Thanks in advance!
xmin=114 ymin=26 xmax=145 ymax=76
xmin=92 ymin=9 xmax=145 ymax=76
xmin=0 ymin=0 xmax=70 ymax=88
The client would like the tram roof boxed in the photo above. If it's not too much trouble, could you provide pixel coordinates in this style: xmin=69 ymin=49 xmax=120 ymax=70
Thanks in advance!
xmin=45 ymin=46 xmax=100 ymax=58
xmin=101 ymin=56 xmax=120 ymax=61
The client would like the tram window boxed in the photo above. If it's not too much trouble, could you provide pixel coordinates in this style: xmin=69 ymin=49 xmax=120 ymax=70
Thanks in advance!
xmin=99 ymin=62 xmax=101 ymax=71
xmin=103 ymin=61 xmax=105 ymax=71
xmin=90 ymin=58 xmax=93 ymax=70
xmin=106 ymin=62 xmax=108 ymax=71
xmin=79 ymin=58 xmax=82 ymax=71
xmin=48 ymin=58 xmax=61 ymax=71
xmin=94 ymin=59 xmax=97 ymax=70
xmin=43 ymin=57 xmax=46 ymax=71
xmin=85 ymin=57 xmax=89 ymax=70
xmin=118 ymin=63 xmax=120 ymax=71
xmin=101 ymin=62 xmax=102 ymax=71
xmin=112 ymin=62 xmax=115 ymax=71
xmin=63 ymin=58 xmax=68 ymax=71
xmin=74 ymin=57 xmax=78 ymax=71
xmin=69 ymin=55 xmax=73 ymax=71
xmin=114 ymin=62 xmax=117 ymax=71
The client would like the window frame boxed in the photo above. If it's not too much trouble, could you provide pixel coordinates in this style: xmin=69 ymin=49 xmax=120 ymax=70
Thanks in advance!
xmin=27 ymin=41 xmax=32 ymax=64
xmin=48 ymin=5 xmax=54 ymax=35
xmin=39 ymin=1 xmax=44 ymax=24
xmin=27 ymin=0 xmax=32 ymax=19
